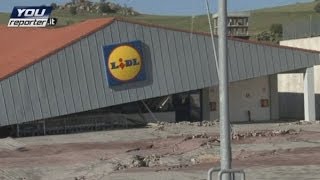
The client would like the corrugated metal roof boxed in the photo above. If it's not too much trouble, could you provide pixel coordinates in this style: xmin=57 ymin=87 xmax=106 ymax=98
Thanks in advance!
xmin=1 ymin=17 xmax=319 ymax=82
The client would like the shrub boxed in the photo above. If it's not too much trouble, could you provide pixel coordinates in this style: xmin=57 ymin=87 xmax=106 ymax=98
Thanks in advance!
xmin=270 ymin=24 xmax=283 ymax=37
xmin=70 ymin=6 xmax=77 ymax=15
xmin=256 ymin=31 xmax=272 ymax=42
xmin=50 ymin=3 xmax=58 ymax=10
xmin=99 ymin=3 xmax=111 ymax=13
xmin=314 ymin=2 xmax=320 ymax=13
xmin=99 ymin=3 xmax=116 ymax=13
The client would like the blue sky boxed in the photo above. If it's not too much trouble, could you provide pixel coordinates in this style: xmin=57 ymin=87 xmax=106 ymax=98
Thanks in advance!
xmin=0 ymin=0 xmax=313 ymax=15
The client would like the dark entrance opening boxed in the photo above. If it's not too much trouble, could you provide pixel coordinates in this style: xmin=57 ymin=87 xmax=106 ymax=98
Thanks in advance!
xmin=173 ymin=90 xmax=202 ymax=122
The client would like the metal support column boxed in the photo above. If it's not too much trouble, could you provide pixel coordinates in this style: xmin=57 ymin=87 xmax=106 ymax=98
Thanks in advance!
xmin=201 ymin=88 xmax=211 ymax=121
xmin=218 ymin=0 xmax=232 ymax=179
xmin=43 ymin=120 xmax=46 ymax=135
xmin=16 ymin=123 xmax=20 ymax=137
xmin=304 ymin=67 xmax=316 ymax=121
xmin=269 ymin=75 xmax=279 ymax=120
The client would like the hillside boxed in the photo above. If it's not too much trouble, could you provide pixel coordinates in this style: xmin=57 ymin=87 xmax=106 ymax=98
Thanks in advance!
xmin=250 ymin=1 xmax=320 ymax=34
xmin=1 ymin=1 xmax=320 ymax=36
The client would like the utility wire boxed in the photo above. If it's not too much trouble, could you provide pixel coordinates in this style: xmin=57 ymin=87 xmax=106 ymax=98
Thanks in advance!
xmin=190 ymin=15 xmax=196 ymax=42
xmin=205 ymin=0 xmax=220 ymax=80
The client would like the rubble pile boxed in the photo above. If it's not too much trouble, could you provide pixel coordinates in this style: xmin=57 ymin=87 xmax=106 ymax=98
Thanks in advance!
xmin=0 ymin=137 xmax=26 ymax=151
xmin=152 ymin=120 xmax=218 ymax=128
xmin=175 ymin=120 xmax=218 ymax=127
xmin=113 ymin=163 xmax=128 ymax=171
xmin=292 ymin=120 xmax=320 ymax=125
xmin=192 ymin=133 xmax=209 ymax=139
xmin=232 ymin=129 xmax=299 ymax=140
xmin=200 ymin=120 xmax=219 ymax=127
xmin=74 ymin=176 xmax=86 ymax=180
xmin=113 ymin=154 xmax=161 ymax=171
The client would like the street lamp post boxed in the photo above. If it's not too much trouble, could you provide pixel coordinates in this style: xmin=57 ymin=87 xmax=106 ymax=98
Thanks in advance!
xmin=218 ymin=0 xmax=232 ymax=180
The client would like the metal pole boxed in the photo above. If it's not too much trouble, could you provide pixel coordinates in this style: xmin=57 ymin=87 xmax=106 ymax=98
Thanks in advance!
xmin=141 ymin=100 xmax=159 ymax=122
xmin=43 ymin=120 xmax=46 ymax=135
xmin=16 ymin=124 xmax=20 ymax=137
xmin=309 ymin=14 xmax=312 ymax=37
xmin=218 ymin=0 xmax=232 ymax=180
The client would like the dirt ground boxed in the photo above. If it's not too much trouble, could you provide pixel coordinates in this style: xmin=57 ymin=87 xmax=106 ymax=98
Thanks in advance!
xmin=0 ymin=120 xmax=320 ymax=180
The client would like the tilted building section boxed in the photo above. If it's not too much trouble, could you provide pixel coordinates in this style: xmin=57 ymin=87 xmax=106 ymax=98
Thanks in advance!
xmin=0 ymin=18 xmax=319 ymax=126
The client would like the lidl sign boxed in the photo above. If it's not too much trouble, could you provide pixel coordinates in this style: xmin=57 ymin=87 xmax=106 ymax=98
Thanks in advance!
xmin=103 ymin=40 xmax=146 ymax=86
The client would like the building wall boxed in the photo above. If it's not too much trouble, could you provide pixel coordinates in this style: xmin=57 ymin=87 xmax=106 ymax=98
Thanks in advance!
xmin=280 ymin=37 xmax=320 ymax=93
xmin=0 ymin=20 xmax=319 ymax=126
xmin=280 ymin=38 xmax=320 ymax=119
xmin=0 ymin=20 xmax=219 ymax=126
xmin=209 ymin=76 xmax=270 ymax=122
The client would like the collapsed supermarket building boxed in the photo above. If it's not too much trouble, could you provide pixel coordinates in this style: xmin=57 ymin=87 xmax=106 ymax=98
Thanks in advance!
xmin=0 ymin=18 xmax=319 ymax=137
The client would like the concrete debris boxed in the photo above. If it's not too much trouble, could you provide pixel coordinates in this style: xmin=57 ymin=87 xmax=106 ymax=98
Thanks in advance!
xmin=232 ymin=129 xmax=299 ymax=140
xmin=285 ymin=120 xmax=320 ymax=126
xmin=0 ymin=137 xmax=26 ymax=151
xmin=296 ymin=120 xmax=320 ymax=125
xmin=201 ymin=137 xmax=220 ymax=147
xmin=113 ymin=163 xmax=128 ymax=171
xmin=175 ymin=120 xmax=218 ymax=127
xmin=162 ymin=164 xmax=190 ymax=171
xmin=150 ymin=120 xmax=218 ymax=129
xmin=195 ymin=154 xmax=220 ymax=164
xmin=113 ymin=154 xmax=161 ymax=171
xmin=130 ymin=155 xmax=161 ymax=168
xmin=146 ymin=123 xmax=158 ymax=128
xmin=147 ymin=122 xmax=165 ymax=131
xmin=131 ymin=155 xmax=147 ymax=168
xmin=143 ymin=154 xmax=161 ymax=167
xmin=200 ymin=120 xmax=219 ymax=127
xmin=190 ymin=158 xmax=198 ymax=165
xmin=183 ymin=133 xmax=211 ymax=142
xmin=192 ymin=133 xmax=209 ymax=139
xmin=155 ymin=125 xmax=165 ymax=131
xmin=74 ymin=176 xmax=86 ymax=180
xmin=272 ymin=129 xmax=298 ymax=135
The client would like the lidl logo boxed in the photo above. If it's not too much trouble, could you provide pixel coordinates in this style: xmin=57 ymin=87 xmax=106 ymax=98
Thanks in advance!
xmin=103 ymin=40 xmax=146 ymax=86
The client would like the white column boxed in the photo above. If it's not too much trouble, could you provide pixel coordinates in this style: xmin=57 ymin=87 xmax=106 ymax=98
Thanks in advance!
xmin=304 ymin=67 xmax=316 ymax=121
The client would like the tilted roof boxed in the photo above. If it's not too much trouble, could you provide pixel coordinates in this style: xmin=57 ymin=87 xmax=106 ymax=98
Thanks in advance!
xmin=0 ymin=18 xmax=115 ymax=81
xmin=0 ymin=17 xmax=319 ymax=82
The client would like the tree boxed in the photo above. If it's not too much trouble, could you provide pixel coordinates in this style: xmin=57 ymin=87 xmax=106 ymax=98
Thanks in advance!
xmin=99 ymin=2 xmax=116 ymax=13
xmin=50 ymin=3 xmax=58 ymax=10
xmin=314 ymin=2 xmax=320 ymax=13
xmin=70 ymin=6 xmax=77 ymax=15
xmin=270 ymin=24 xmax=283 ymax=37
xmin=99 ymin=3 xmax=110 ymax=13
xmin=256 ymin=31 xmax=272 ymax=42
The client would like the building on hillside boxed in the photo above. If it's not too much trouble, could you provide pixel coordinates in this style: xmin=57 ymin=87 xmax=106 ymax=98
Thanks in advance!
xmin=212 ymin=12 xmax=250 ymax=39
xmin=0 ymin=18 xmax=319 ymax=137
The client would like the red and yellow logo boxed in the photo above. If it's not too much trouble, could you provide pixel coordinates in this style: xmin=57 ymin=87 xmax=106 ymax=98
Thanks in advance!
xmin=108 ymin=45 xmax=142 ymax=81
